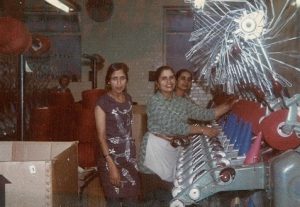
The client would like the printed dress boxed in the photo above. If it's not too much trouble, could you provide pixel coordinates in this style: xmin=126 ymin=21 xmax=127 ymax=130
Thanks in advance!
xmin=96 ymin=93 xmax=140 ymax=198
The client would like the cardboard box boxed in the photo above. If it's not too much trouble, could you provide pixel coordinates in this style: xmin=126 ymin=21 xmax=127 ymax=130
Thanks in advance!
xmin=0 ymin=141 xmax=78 ymax=207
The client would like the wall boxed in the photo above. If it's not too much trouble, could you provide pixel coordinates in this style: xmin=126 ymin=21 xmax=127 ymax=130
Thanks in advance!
xmin=5 ymin=0 xmax=297 ymax=103
xmin=78 ymin=0 xmax=186 ymax=104
xmin=76 ymin=0 xmax=300 ymax=104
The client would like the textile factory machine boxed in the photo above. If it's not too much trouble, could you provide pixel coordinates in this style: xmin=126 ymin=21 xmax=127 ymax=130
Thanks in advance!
xmin=171 ymin=0 xmax=300 ymax=206
xmin=170 ymin=91 xmax=300 ymax=207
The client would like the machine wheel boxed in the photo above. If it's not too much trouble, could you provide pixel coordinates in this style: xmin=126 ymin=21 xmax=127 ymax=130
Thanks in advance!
xmin=219 ymin=167 xmax=236 ymax=184
xmin=172 ymin=186 xmax=182 ymax=197
xmin=170 ymin=199 xmax=184 ymax=207
xmin=189 ymin=187 xmax=200 ymax=200
xmin=260 ymin=109 xmax=300 ymax=150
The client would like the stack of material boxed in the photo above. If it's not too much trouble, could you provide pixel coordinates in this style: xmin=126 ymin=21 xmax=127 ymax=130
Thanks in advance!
xmin=29 ymin=91 xmax=75 ymax=141
xmin=49 ymin=91 xmax=75 ymax=141
xmin=76 ymin=89 xmax=105 ymax=168
xmin=29 ymin=106 xmax=53 ymax=141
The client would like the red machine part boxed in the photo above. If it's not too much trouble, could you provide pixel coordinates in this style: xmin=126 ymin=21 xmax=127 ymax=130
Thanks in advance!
xmin=259 ymin=109 xmax=300 ymax=151
xmin=28 ymin=34 xmax=51 ymax=56
xmin=0 ymin=17 xmax=32 ymax=55
xmin=231 ymin=99 xmax=266 ymax=135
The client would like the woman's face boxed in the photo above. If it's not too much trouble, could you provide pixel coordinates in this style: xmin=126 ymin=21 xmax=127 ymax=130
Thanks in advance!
xmin=108 ymin=69 xmax=127 ymax=94
xmin=156 ymin=69 xmax=175 ymax=95
xmin=176 ymin=71 xmax=192 ymax=92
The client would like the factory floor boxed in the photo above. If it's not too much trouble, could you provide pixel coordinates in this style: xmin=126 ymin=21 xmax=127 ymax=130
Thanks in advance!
xmin=80 ymin=174 xmax=171 ymax=207
xmin=79 ymin=174 xmax=259 ymax=207
xmin=80 ymin=176 xmax=106 ymax=207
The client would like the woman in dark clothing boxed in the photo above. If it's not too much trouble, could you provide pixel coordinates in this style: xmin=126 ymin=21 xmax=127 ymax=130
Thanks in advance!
xmin=95 ymin=63 xmax=140 ymax=207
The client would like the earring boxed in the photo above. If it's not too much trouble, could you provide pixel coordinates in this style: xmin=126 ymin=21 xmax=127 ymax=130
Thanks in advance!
xmin=154 ymin=83 xmax=159 ymax=92
xmin=106 ymin=83 xmax=111 ymax=90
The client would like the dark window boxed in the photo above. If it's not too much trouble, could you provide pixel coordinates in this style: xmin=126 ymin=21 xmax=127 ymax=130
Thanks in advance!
xmin=164 ymin=7 xmax=194 ymax=71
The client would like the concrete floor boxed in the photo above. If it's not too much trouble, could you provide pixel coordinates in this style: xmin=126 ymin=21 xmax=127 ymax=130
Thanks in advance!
xmin=79 ymin=173 xmax=268 ymax=207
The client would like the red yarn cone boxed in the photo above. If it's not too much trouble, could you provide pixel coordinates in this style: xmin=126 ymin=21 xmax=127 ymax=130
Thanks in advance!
xmin=244 ymin=132 xmax=262 ymax=164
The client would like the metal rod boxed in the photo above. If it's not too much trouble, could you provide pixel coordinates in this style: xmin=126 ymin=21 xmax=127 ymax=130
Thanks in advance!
xmin=92 ymin=59 xmax=97 ymax=89
xmin=17 ymin=54 xmax=25 ymax=141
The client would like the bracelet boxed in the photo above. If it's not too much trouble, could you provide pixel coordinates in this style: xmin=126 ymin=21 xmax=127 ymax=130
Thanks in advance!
xmin=103 ymin=154 xmax=110 ymax=159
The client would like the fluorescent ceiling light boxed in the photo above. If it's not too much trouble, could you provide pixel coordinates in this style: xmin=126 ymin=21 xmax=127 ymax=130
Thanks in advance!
xmin=45 ymin=0 xmax=73 ymax=13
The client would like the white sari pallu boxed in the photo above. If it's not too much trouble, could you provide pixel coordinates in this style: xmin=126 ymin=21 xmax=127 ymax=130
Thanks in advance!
xmin=144 ymin=133 xmax=179 ymax=182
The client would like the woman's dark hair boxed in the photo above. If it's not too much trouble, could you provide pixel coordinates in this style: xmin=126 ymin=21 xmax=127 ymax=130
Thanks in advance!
xmin=105 ymin=62 xmax=129 ymax=90
xmin=154 ymin=65 xmax=175 ymax=93
xmin=175 ymin=68 xmax=193 ymax=80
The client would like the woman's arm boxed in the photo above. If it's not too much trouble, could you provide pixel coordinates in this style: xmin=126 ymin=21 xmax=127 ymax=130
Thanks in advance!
xmin=186 ymin=99 xmax=216 ymax=121
xmin=95 ymin=105 xmax=120 ymax=187
xmin=186 ymin=96 xmax=236 ymax=121
xmin=213 ymin=98 xmax=237 ymax=119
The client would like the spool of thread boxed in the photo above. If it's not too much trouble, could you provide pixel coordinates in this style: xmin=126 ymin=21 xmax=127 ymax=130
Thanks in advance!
xmin=224 ymin=114 xmax=238 ymax=139
xmin=232 ymin=121 xmax=244 ymax=148
xmin=238 ymin=123 xmax=253 ymax=156
xmin=244 ymin=132 xmax=262 ymax=164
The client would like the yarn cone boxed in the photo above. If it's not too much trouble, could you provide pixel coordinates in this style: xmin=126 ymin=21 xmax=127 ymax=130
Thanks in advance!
xmin=244 ymin=132 xmax=262 ymax=164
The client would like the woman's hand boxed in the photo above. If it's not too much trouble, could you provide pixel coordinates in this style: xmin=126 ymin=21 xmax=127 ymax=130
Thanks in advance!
xmin=107 ymin=157 xmax=121 ymax=187
xmin=190 ymin=125 xmax=220 ymax=138
xmin=202 ymin=126 xmax=219 ymax=138
xmin=214 ymin=97 xmax=239 ymax=119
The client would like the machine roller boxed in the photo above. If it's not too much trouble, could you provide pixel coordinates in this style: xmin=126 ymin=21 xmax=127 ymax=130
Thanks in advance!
xmin=171 ymin=94 xmax=300 ymax=207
